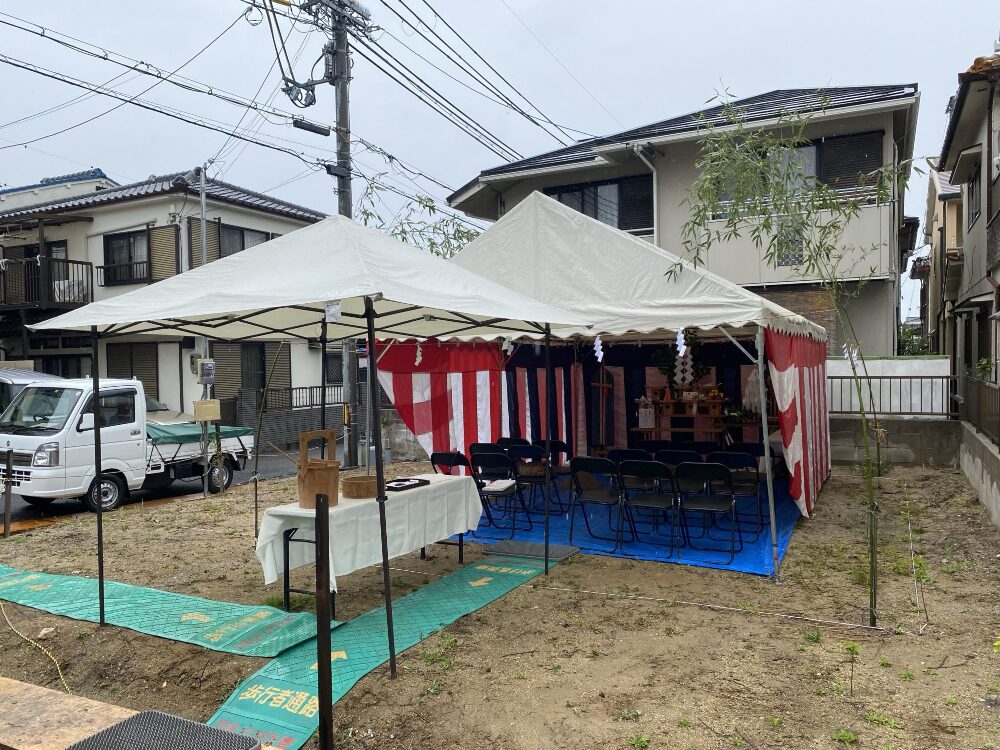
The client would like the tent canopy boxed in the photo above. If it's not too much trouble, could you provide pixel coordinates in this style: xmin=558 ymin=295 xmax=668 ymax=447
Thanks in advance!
xmin=31 ymin=214 xmax=591 ymax=340
xmin=450 ymin=192 xmax=825 ymax=342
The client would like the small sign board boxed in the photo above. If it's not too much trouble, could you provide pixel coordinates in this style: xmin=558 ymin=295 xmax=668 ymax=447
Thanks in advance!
xmin=325 ymin=301 xmax=342 ymax=322
xmin=194 ymin=399 xmax=221 ymax=422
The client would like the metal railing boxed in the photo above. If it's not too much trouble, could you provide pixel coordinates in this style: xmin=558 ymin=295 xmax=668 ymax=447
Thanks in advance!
xmin=0 ymin=256 xmax=92 ymax=308
xmin=828 ymin=375 xmax=957 ymax=417
xmin=964 ymin=377 xmax=1000 ymax=444
xmin=262 ymin=385 xmax=345 ymax=411
xmin=97 ymin=260 xmax=150 ymax=287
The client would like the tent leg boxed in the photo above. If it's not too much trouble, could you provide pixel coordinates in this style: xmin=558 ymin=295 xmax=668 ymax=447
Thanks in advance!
xmin=756 ymin=327 xmax=780 ymax=579
xmin=91 ymin=326 xmax=105 ymax=625
xmin=320 ymin=317 xmax=328 ymax=459
xmin=543 ymin=325 xmax=552 ymax=575
xmin=365 ymin=297 xmax=397 ymax=677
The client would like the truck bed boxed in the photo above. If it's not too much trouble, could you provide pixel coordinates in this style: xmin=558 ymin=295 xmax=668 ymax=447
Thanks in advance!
xmin=146 ymin=422 xmax=254 ymax=445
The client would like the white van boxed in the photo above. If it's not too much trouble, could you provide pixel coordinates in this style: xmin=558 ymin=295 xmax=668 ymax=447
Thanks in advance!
xmin=0 ymin=379 xmax=253 ymax=512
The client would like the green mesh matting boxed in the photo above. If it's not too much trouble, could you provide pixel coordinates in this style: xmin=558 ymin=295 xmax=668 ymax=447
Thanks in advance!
xmin=209 ymin=555 xmax=547 ymax=748
xmin=0 ymin=565 xmax=319 ymax=657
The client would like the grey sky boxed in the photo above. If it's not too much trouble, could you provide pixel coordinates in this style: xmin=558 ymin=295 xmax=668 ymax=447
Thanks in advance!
xmin=1 ymin=1 xmax=997 ymax=318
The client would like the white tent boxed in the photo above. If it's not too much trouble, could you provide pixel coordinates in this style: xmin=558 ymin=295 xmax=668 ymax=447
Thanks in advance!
xmin=31 ymin=214 xmax=590 ymax=739
xmin=451 ymin=192 xmax=825 ymax=342
xmin=35 ymin=214 xmax=590 ymax=341
xmin=450 ymin=192 xmax=831 ymax=574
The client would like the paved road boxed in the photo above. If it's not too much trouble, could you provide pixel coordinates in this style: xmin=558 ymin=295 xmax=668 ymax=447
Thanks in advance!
xmin=3 ymin=446 xmax=345 ymax=524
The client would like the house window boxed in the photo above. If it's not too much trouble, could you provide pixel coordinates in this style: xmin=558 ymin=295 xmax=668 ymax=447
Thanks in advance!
xmin=102 ymin=230 xmax=148 ymax=285
xmin=968 ymin=161 xmax=982 ymax=230
xmin=769 ymin=145 xmax=817 ymax=193
xmin=545 ymin=175 xmax=654 ymax=233
xmin=220 ymin=224 xmax=270 ymax=258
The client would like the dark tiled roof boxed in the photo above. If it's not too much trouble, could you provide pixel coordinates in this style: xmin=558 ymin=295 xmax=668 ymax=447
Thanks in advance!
xmin=0 ymin=168 xmax=114 ymax=197
xmin=471 ymin=84 xmax=919 ymax=183
xmin=0 ymin=172 xmax=326 ymax=223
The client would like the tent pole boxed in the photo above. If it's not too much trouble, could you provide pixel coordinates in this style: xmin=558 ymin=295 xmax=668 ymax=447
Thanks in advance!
xmin=365 ymin=296 xmax=397 ymax=677
xmin=313 ymin=492 xmax=333 ymax=750
xmin=91 ymin=325 xmax=105 ymax=625
xmin=543 ymin=324 xmax=552 ymax=575
xmin=756 ymin=327 xmax=780 ymax=578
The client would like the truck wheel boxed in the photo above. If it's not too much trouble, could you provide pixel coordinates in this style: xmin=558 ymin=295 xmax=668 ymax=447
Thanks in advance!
xmin=206 ymin=459 xmax=234 ymax=494
xmin=20 ymin=496 xmax=55 ymax=507
xmin=83 ymin=474 xmax=127 ymax=513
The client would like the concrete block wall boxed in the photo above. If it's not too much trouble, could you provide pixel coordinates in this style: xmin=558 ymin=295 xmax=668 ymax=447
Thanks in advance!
xmin=960 ymin=422 xmax=1000 ymax=525
xmin=830 ymin=415 xmax=960 ymax=467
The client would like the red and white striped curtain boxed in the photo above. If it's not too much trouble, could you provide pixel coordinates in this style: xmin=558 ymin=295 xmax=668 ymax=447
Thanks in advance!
xmin=375 ymin=342 xmax=503 ymax=462
xmin=764 ymin=328 xmax=831 ymax=516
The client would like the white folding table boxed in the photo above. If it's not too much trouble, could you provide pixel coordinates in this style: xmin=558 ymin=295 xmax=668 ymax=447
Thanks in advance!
xmin=256 ymin=473 xmax=482 ymax=611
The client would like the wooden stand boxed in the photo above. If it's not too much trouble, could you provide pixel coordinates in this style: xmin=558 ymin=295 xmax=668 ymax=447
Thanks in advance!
xmin=632 ymin=391 xmax=727 ymax=440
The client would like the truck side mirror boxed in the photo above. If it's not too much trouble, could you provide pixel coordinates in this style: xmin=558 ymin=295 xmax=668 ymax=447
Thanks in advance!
xmin=78 ymin=413 xmax=95 ymax=432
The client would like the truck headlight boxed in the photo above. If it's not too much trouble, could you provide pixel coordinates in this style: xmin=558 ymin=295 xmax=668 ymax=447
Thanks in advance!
xmin=32 ymin=442 xmax=60 ymax=467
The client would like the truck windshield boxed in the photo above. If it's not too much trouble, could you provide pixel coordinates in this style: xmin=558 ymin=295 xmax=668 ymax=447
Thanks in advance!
xmin=0 ymin=386 xmax=83 ymax=434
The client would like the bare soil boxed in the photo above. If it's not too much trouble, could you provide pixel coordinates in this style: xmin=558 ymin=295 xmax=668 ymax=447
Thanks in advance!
xmin=0 ymin=463 xmax=998 ymax=749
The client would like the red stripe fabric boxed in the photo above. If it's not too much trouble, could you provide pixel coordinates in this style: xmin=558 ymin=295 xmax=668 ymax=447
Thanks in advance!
xmin=536 ymin=368 xmax=548 ymax=441
xmin=462 ymin=370 xmax=479 ymax=456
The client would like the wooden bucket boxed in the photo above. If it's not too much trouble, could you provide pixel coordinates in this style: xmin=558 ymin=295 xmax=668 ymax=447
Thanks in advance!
xmin=342 ymin=475 xmax=378 ymax=499
xmin=297 ymin=430 xmax=339 ymax=509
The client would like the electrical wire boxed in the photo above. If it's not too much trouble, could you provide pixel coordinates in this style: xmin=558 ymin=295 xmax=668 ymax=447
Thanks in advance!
xmin=350 ymin=34 xmax=521 ymax=160
xmin=376 ymin=0 xmax=571 ymax=147
xmin=410 ymin=0 xmax=579 ymax=144
xmin=0 ymin=10 xmax=250 ymax=151
xmin=495 ymin=0 xmax=623 ymax=128
xmin=0 ymin=70 xmax=133 ymax=131
xmin=376 ymin=26 xmax=596 ymax=139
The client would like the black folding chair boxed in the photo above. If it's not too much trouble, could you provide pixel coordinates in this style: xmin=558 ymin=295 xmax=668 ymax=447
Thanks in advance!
xmin=497 ymin=437 xmax=531 ymax=451
xmin=430 ymin=451 xmax=470 ymax=475
xmin=636 ymin=439 xmax=675 ymax=455
xmin=655 ymin=450 xmax=703 ymax=493
xmin=509 ymin=443 xmax=563 ymax=511
xmin=470 ymin=452 xmax=532 ymax=538
xmin=607 ymin=448 xmax=651 ymax=465
xmin=674 ymin=462 xmax=743 ymax=565
xmin=709 ymin=451 xmax=764 ymax=540
xmin=424 ymin=451 xmax=472 ymax=559
xmin=534 ymin=438 xmax=573 ymax=506
xmin=619 ymin=459 xmax=677 ymax=555
xmin=568 ymin=456 xmax=625 ymax=551
xmin=469 ymin=442 xmax=505 ymax=456
xmin=683 ymin=440 xmax=724 ymax=457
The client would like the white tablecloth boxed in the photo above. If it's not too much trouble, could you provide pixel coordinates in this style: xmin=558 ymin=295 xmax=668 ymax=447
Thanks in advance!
xmin=256 ymin=474 xmax=482 ymax=590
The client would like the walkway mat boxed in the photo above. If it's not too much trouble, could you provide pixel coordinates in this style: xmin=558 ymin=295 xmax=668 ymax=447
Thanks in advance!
xmin=472 ymin=480 xmax=801 ymax=576
xmin=487 ymin=541 xmax=579 ymax=561
xmin=209 ymin=554 xmax=546 ymax=748
xmin=0 ymin=565 xmax=319 ymax=657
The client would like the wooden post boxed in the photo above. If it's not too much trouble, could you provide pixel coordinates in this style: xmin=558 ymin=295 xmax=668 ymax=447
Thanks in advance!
xmin=3 ymin=449 xmax=11 ymax=538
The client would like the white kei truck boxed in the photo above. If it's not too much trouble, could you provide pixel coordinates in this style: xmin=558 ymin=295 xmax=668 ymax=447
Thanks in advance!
xmin=0 ymin=378 xmax=253 ymax=512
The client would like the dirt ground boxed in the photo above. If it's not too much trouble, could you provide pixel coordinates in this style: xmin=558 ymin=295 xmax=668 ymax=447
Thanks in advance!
xmin=0 ymin=462 xmax=998 ymax=749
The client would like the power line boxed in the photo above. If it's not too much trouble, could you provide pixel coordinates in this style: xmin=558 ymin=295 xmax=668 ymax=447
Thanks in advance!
xmin=351 ymin=33 xmax=521 ymax=160
xmin=495 ymin=0 xmax=622 ymax=127
xmin=375 ymin=0 xmax=570 ymax=147
xmin=410 ymin=0 xmax=579 ymax=144
xmin=376 ymin=26 xmax=595 ymax=139
xmin=0 ymin=10 xmax=250 ymax=151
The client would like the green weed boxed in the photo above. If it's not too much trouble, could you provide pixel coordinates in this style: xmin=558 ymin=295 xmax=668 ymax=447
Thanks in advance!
xmin=627 ymin=736 xmax=650 ymax=749
xmin=899 ymin=669 xmax=914 ymax=681
xmin=832 ymin=728 xmax=857 ymax=744
xmin=802 ymin=627 xmax=822 ymax=644
xmin=426 ymin=679 xmax=442 ymax=695
xmin=865 ymin=711 xmax=902 ymax=729
xmin=767 ymin=717 xmax=783 ymax=729
xmin=677 ymin=719 xmax=693 ymax=729
xmin=616 ymin=708 xmax=641 ymax=722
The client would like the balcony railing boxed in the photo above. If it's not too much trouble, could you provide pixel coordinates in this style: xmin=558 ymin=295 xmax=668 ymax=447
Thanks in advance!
xmin=0 ymin=257 xmax=93 ymax=308
xmin=97 ymin=260 xmax=150 ymax=287
xmin=262 ymin=385 xmax=345 ymax=411
xmin=828 ymin=375 xmax=957 ymax=417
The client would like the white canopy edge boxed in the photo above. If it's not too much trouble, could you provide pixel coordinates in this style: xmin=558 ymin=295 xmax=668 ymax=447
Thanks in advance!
xmin=30 ymin=214 xmax=592 ymax=341
xmin=449 ymin=193 xmax=826 ymax=343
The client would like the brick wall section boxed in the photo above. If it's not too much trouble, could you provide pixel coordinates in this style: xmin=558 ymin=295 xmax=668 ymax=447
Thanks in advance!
xmin=755 ymin=287 xmax=839 ymax=355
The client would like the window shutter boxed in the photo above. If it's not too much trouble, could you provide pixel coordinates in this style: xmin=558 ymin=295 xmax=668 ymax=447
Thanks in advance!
xmin=209 ymin=343 xmax=243 ymax=398
xmin=188 ymin=218 xmax=220 ymax=268
xmin=264 ymin=343 xmax=292 ymax=389
xmin=819 ymin=132 xmax=883 ymax=190
xmin=149 ymin=225 xmax=178 ymax=281
xmin=618 ymin=175 xmax=654 ymax=231
xmin=105 ymin=343 xmax=159 ymax=398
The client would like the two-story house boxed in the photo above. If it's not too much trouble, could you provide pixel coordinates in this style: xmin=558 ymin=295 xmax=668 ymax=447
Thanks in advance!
xmin=449 ymin=85 xmax=921 ymax=357
xmin=0 ymin=169 xmax=326 ymax=413
xmin=937 ymin=47 xmax=1000 ymax=380
xmin=920 ymin=167 xmax=963 ymax=358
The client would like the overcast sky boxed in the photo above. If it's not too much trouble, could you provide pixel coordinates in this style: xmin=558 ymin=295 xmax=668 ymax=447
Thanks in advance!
xmin=2 ymin=1 xmax=997 ymax=318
